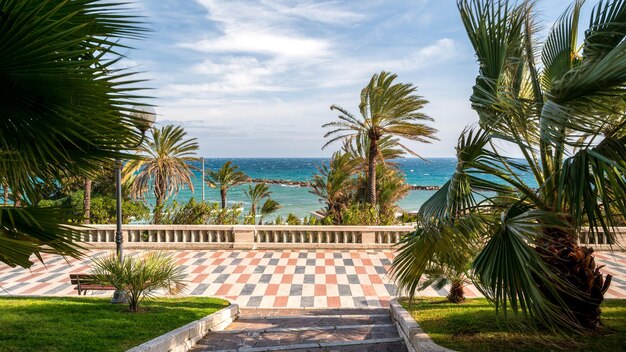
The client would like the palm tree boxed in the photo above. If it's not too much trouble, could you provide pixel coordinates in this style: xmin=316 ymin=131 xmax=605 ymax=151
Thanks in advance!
xmin=323 ymin=71 xmax=438 ymax=206
xmin=259 ymin=198 xmax=281 ymax=224
xmin=244 ymin=183 xmax=271 ymax=222
xmin=393 ymin=0 xmax=626 ymax=331
xmin=205 ymin=161 xmax=248 ymax=209
xmin=0 ymin=1 xmax=147 ymax=268
xmin=310 ymin=152 xmax=357 ymax=223
xmin=124 ymin=125 xmax=199 ymax=224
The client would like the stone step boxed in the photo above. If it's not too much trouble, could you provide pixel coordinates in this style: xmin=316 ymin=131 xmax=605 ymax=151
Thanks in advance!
xmin=203 ymin=337 xmax=407 ymax=352
xmin=226 ymin=315 xmax=392 ymax=331
xmin=240 ymin=308 xmax=390 ymax=318
xmin=189 ymin=309 xmax=408 ymax=352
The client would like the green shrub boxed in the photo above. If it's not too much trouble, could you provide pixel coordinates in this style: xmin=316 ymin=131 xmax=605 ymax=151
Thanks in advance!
xmin=91 ymin=252 xmax=187 ymax=312
xmin=286 ymin=213 xmax=301 ymax=225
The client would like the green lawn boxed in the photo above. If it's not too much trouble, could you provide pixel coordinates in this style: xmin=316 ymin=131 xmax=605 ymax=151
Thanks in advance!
xmin=0 ymin=296 xmax=229 ymax=352
xmin=401 ymin=297 xmax=626 ymax=352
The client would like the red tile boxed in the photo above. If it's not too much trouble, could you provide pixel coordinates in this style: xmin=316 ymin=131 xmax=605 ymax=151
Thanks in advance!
xmin=236 ymin=274 xmax=251 ymax=284
xmin=233 ymin=265 xmax=246 ymax=274
xmin=250 ymin=258 xmax=261 ymax=266
xmin=21 ymin=282 xmax=49 ymax=295
xmin=192 ymin=274 xmax=208 ymax=283
xmin=355 ymin=266 xmax=366 ymax=274
xmin=265 ymin=284 xmax=279 ymax=296
xmin=274 ymin=296 xmax=288 ymax=307
xmin=246 ymin=252 xmax=257 ymax=258
xmin=361 ymin=284 xmax=376 ymax=296
xmin=379 ymin=298 xmax=391 ymax=308
xmin=281 ymin=274 xmax=294 ymax=284
xmin=327 ymin=296 xmax=341 ymax=308
xmin=315 ymin=284 xmax=327 ymax=296
xmin=326 ymin=275 xmax=337 ymax=284
xmin=281 ymin=251 xmax=291 ymax=259
xmin=192 ymin=265 xmax=208 ymax=274
xmin=325 ymin=259 xmax=334 ymax=266
xmin=361 ymin=258 xmax=373 ymax=266
xmin=176 ymin=258 xmax=187 ymax=265
xmin=211 ymin=251 xmax=222 ymax=258
xmin=274 ymin=266 xmax=286 ymax=274
xmin=215 ymin=284 xmax=232 ymax=296
xmin=287 ymin=258 xmax=297 ymax=266
xmin=315 ymin=266 xmax=325 ymax=274
xmin=316 ymin=252 xmax=325 ymax=259
xmin=368 ymin=274 xmax=383 ymax=284
xmin=211 ymin=258 xmax=224 ymax=265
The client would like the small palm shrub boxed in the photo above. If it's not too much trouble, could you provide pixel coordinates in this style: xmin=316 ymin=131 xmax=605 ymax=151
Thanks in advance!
xmin=91 ymin=252 xmax=187 ymax=312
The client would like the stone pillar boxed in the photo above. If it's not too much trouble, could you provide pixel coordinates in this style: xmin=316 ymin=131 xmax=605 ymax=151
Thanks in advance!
xmin=233 ymin=225 xmax=256 ymax=250
xmin=362 ymin=231 xmax=376 ymax=245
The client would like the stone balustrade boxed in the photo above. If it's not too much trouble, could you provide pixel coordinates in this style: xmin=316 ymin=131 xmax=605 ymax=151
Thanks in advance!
xmin=74 ymin=224 xmax=625 ymax=251
xmin=75 ymin=224 xmax=415 ymax=250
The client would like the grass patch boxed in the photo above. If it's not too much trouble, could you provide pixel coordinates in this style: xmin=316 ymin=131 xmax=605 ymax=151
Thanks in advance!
xmin=0 ymin=296 xmax=229 ymax=352
xmin=401 ymin=297 xmax=626 ymax=352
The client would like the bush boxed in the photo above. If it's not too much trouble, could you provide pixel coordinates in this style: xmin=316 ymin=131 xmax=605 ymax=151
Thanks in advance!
xmin=286 ymin=213 xmax=301 ymax=225
xmin=160 ymin=199 xmax=242 ymax=225
xmin=89 ymin=195 xmax=149 ymax=224
xmin=38 ymin=191 xmax=148 ymax=224
xmin=273 ymin=215 xmax=285 ymax=225
xmin=162 ymin=198 xmax=219 ymax=224
xmin=91 ymin=252 xmax=187 ymax=312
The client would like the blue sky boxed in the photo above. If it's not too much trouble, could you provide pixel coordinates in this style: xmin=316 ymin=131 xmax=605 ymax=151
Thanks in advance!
xmin=126 ymin=0 xmax=580 ymax=157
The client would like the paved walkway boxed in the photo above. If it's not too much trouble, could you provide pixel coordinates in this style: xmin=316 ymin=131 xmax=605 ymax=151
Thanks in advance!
xmin=1 ymin=250 xmax=625 ymax=308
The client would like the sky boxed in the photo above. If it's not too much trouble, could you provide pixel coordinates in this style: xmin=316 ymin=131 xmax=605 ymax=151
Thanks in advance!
xmin=125 ymin=0 xmax=581 ymax=158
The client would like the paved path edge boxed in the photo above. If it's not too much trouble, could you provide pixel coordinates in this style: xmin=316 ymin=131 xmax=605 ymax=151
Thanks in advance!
xmin=390 ymin=298 xmax=456 ymax=352
xmin=127 ymin=300 xmax=239 ymax=352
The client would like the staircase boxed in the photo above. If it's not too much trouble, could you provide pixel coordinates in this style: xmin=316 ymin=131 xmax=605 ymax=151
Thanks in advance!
xmin=190 ymin=308 xmax=408 ymax=352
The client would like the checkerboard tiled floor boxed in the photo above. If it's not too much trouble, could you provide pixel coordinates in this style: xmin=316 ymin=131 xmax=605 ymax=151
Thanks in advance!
xmin=1 ymin=250 xmax=625 ymax=308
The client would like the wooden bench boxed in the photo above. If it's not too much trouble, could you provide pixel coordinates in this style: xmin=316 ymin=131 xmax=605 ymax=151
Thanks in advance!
xmin=69 ymin=274 xmax=116 ymax=295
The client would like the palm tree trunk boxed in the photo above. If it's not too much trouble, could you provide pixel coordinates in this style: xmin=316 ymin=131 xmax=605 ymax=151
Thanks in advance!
xmin=153 ymin=196 xmax=163 ymax=224
xmin=536 ymin=230 xmax=612 ymax=329
xmin=220 ymin=188 xmax=227 ymax=209
xmin=2 ymin=183 xmax=8 ymax=205
xmin=84 ymin=177 xmax=92 ymax=224
xmin=447 ymin=279 xmax=465 ymax=303
xmin=368 ymin=138 xmax=378 ymax=206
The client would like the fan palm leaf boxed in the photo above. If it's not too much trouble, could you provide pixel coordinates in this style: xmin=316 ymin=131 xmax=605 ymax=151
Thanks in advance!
xmin=0 ymin=0 xmax=148 ymax=267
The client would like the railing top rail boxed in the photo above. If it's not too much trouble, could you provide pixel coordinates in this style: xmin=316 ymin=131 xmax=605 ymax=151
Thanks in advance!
xmin=77 ymin=224 xmax=416 ymax=231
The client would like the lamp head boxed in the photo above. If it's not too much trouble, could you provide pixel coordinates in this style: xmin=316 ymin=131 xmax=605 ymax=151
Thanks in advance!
xmin=131 ymin=105 xmax=156 ymax=134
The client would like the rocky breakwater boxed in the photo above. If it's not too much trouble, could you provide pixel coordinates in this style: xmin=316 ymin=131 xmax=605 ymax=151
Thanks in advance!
xmin=246 ymin=178 xmax=441 ymax=191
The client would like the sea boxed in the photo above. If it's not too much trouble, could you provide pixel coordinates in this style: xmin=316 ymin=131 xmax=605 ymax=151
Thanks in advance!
xmin=164 ymin=158 xmax=456 ymax=219
xmin=160 ymin=157 xmax=537 ymax=219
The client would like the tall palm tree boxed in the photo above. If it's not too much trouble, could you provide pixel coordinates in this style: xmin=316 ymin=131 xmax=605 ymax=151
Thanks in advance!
xmin=393 ymin=0 xmax=626 ymax=331
xmin=259 ymin=198 xmax=281 ymax=225
xmin=205 ymin=161 xmax=248 ymax=209
xmin=124 ymin=125 xmax=199 ymax=224
xmin=244 ymin=183 xmax=271 ymax=221
xmin=323 ymin=71 xmax=438 ymax=206
xmin=0 ymin=0 xmax=147 ymax=268
xmin=310 ymin=152 xmax=357 ymax=223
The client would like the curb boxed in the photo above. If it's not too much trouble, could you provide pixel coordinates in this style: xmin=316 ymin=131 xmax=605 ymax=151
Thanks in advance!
xmin=389 ymin=298 xmax=455 ymax=352
xmin=127 ymin=302 xmax=239 ymax=352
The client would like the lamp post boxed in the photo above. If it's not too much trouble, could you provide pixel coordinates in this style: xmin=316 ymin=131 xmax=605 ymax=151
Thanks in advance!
xmin=111 ymin=106 xmax=156 ymax=304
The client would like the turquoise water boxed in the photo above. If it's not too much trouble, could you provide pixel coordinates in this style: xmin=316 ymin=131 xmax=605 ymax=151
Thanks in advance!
xmin=161 ymin=158 xmax=533 ymax=218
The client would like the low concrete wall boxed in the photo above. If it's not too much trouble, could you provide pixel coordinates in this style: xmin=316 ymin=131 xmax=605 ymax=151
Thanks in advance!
xmin=389 ymin=298 xmax=455 ymax=352
xmin=126 ymin=303 xmax=239 ymax=352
